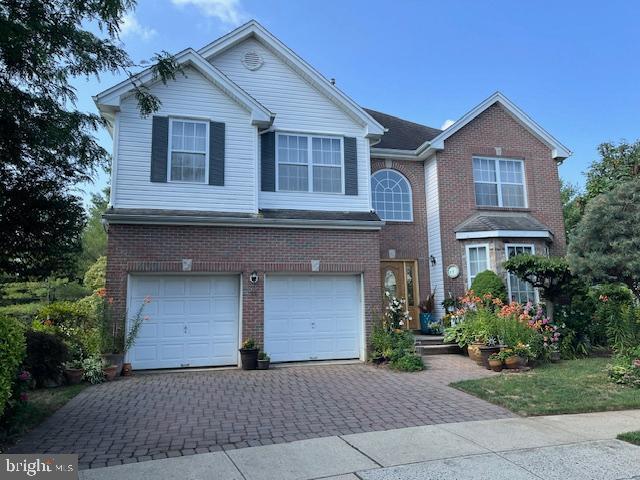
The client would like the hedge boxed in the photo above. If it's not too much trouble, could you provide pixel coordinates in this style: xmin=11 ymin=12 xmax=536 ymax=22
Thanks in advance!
xmin=0 ymin=316 xmax=26 ymax=417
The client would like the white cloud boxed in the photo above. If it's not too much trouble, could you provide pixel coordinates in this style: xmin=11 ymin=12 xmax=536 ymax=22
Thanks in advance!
xmin=171 ymin=0 xmax=247 ymax=25
xmin=440 ymin=119 xmax=455 ymax=130
xmin=120 ymin=13 xmax=157 ymax=41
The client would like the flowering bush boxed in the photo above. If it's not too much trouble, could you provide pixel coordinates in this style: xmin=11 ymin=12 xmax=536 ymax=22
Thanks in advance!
xmin=383 ymin=293 xmax=411 ymax=331
xmin=443 ymin=290 xmax=561 ymax=361
xmin=123 ymin=297 xmax=151 ymax=354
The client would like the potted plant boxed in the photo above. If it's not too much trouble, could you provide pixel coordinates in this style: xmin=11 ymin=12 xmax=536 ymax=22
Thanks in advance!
xmin=63 ymin=359 xmax=85 ymax=385
xmin=102 ymin=358 xmax=118 ymax=381
xmin=119 ymin=296 xmax=152 ymax=376
xmin=513 ymin=343 xmax=532 ymax=368
xmin=488 ymin=352 xmax=503 ymax=372
xmin=239 ymin=339 xmax=259 ymax=370
xmin=419 ymin=293 xmax=435 ymax=334
xmin=257 ymin=351 xmax=271 ymax=370
xmin=549 ymin=344 xmax=561 ymax=362
xmin=501 ymin=348 xmax=520 ymax=369
xmin=468 ymin=337 xmax=485 ymax=365
xmin=479 ymin=337 xmax=502 ymax=370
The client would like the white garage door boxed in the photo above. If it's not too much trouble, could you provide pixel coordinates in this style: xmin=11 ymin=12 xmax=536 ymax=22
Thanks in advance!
xmin=127 ymin=275 xmax=239 ymax=369
xmin=264 ymin=275 xmax=362 ymax=362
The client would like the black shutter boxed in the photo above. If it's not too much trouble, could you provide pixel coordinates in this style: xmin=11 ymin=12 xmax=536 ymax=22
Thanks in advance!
xmin=261 ymin=131 xmax=276 ymax=192
xmin=150 ymin=116 xmax=168 ymax=182
xmin=344 ymin=137 xmax=358 ymax=195
xmin=209 ymin=121 xmax=225 ymax=186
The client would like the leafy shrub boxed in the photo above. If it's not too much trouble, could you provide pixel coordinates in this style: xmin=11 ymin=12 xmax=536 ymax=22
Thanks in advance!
xmin=24 ymin=331 xmax=69 ymax=387
xmin=370 ymin=325 xmax=415 ymax=363
xmin=82 ymin=356 xmax=104 ymax=384
xmin=0 ymin=317 xmax=26 ymax=417
xmin=470 ymin=271 xmax=507 ymax=302
xmin=0 ymin=302 xmax=44 ymax=326
xmin=36 ymin=301 xmax=92 ymax=328
xmin=608 ymin=357 xmax=640 ymax=388
xmin=83 ymin=256 xmax=106 ymax=292
xmin=390 ymin=353 xmax=424 ymax=372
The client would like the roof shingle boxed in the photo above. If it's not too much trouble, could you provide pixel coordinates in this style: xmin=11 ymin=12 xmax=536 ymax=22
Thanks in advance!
xmin=364 ymin=108 xmax=442 ymax=151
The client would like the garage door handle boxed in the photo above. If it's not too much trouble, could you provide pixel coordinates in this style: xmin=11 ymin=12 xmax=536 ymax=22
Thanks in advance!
xmin=184 ymin=325 xmax=188 ymax=334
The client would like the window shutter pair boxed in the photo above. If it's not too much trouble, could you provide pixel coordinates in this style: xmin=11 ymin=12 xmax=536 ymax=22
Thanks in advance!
xmin=260 ymin=133 xmax=358 ymax=195
xmin=150 ymin=116 xmax=225 ymax=186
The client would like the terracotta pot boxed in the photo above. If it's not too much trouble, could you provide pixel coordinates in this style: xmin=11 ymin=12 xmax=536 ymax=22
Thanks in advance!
xmin=468 ymin=342 xmax=484 ymax=365
xmin=239 ymin=348 xmax=259 ymax=370
xmin=479 ymin=345 xmax=501 ymax=370
xmin=102 ymin=353 xmax=124 ymax=376
xmin=122 ymin=362 xmax=133 ymax=376
xmin=64 ymin=368 xmax=84 ymax=385
xmin=257 ymin=359 xmax=270 ymax=370
xmin=103 ymin=365 xmax=118 ymax=381
xmin=488 ymin=359 xmax=503 ymax=372
xmin=504 ymin=356 xmax=520 ymax=369
xmin=550 ymin=351 xmax=561 ymax=363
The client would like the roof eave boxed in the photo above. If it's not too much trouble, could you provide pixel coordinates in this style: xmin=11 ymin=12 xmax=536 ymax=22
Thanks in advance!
xmin=455 ymin=230 xmax=553 ymax=240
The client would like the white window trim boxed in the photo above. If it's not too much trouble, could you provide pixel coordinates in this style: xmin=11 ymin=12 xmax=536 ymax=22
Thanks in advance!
xmin=504 ymin=243 xmax=540 ymax=303
xmin=371 ymin=168 xmax=414 ymax=222
xmin=275 ymin=132 xmax=345 ymax=194
xmin=167 ymin=118 xmax=210 ymax=184
xmin=465 ymin=243 xmax=491 ymax=289
xmin=473 ymin=156 xmax=528 ymax=208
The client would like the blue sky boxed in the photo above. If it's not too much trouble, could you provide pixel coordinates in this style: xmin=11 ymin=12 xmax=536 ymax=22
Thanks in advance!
xmin=76 ymin=0 xmax=640 ymax=205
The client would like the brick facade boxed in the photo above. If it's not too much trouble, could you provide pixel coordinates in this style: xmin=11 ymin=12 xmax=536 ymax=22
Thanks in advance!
xmin=105 ymin=224 xmax=381 ymax=352
xmin=371 ymin=159 xmax=431 ymax=307
xmin=435 ymin=102 xmax=566 ymax=299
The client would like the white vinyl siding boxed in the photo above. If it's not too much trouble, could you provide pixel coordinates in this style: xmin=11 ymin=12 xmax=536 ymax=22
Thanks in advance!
xmin=114 ymin=67 xmax=257 ymax=213
xmin=425 ymin=157 xmax=445 ymax=320
xmin=371 ymin=169 xmax=413 ymax=221
xmin=169 ymin=119 xmax=208 ymax=183
xmin=210 ymin=38 xmax=371 ymax=211
xmin=473 ymin=157 xmax=526 ymax=208
xmin=466 ymin=244 xmax=490 ymax=289
xmin=505 ymin=244 xmax=537 ymax=303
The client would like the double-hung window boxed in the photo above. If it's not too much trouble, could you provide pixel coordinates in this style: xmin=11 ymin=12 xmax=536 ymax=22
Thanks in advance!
xmin=169 ymin=119 xmax=208 ymax=183
xmin=506 ymin=244 xmax=537 ymax=303
xmin=473 ymin=157 xmax=526 ymax=208
xmin=277 ymin=133 xmax=343 ymax=193
xmin=466 ymin=244 xmax=490 ymax=288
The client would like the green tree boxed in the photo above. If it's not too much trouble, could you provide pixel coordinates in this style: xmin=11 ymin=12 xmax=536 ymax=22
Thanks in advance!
xmin=0 ymin=0 xmax=179 ymax=278
xmin=470 ymin=270 xmax=507 ymax=302
xmin=78 ymin=189 xmax=109 ymax=275
xmin=585 ymin=140 xmax=640 ymax=200
xmin=560 ymin=180 xmax=585 ymax=242
xmin=568 ymin=180 xmax=640 ymax=300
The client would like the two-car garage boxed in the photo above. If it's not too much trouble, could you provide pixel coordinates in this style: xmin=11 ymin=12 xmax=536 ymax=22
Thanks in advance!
xmin=126 ymin=274 xmax=363 ymax=369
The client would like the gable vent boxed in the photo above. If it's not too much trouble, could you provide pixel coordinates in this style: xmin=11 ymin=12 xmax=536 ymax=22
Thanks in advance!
xmin=242 ymin=51 xmax=264 ymax=71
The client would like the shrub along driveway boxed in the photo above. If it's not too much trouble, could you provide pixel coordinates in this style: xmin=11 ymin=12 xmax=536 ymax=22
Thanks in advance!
xmin=10 ymin=356 xmax=511 ymax=469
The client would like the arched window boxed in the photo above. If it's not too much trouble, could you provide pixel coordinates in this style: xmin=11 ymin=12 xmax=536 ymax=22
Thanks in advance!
xmin=371 ymin=170 xmax=413 ymax=221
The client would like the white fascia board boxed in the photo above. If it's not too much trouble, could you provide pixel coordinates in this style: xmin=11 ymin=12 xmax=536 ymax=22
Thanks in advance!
xmin=197 ymin=20 xmax=385 ymax=136
xmin=455 ymin=230 xmax=552 ymax=240
xmin=94 ymin=49 xmax=273 ymax=127
xmin=416 ymin=92 xmax=572 ymax=160
xmin=370 ymin=147 xmax=420 ymax=161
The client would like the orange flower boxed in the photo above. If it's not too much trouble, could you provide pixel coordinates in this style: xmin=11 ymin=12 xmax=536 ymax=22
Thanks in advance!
xmin=107 ymin=297 xmax=114 ymax=305
xmin=96 ymin=287 xmax=107 ymax=298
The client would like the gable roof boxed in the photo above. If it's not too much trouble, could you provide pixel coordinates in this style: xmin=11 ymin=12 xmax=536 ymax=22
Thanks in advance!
xmin=364 ymin=109 xmax=441 ymax=150
xmin=198 ymin=20 xmax=385 ymax=138
xmin=93 ymin=48 xmax=273 ymax=128
xmin=370 ymin=92 xmax=572 ymax=161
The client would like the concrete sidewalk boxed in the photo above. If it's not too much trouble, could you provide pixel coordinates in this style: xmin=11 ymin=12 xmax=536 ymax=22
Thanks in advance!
xmin=80 ymin=410 xmax=640 ymax=480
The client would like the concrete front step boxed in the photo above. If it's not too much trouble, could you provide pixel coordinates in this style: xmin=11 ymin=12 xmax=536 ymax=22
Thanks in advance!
xmin=416 ymin=344 xmax=462 ymax=356
xmin=414 ymin=335 xmax=446 ymax=346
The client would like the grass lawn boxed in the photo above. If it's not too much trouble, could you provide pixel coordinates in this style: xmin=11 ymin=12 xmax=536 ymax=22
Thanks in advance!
xmin=0 ymin=384 xmax=88 ymax=451
xmin=618 ymin=431 xmax=640 ymax=445
xmin=452 ymin=357 xmax=640 ymax=416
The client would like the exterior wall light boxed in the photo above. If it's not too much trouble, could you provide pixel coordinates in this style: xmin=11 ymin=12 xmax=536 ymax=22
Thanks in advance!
xmin=249 ymin=271 xmax=259 ymax=284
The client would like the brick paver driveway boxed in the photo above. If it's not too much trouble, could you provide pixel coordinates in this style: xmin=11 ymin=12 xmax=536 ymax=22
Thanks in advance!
xmin=11 ymin=355 xmax=512 ymax=469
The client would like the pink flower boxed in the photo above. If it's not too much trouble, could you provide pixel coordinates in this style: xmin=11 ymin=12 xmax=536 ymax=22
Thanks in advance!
xmin=144 ymin=295 xmax=152 ymax=304
xmin=19 ymin=392 xmax=28 ymax=402
xmin=18 ymin=371 xmax=30 ymax=381
xmin=143 ymin=315 xmax=150 ymax=321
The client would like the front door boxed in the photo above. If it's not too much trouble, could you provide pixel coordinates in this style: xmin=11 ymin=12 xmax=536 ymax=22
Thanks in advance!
xmin=380 ymin=261 xmax=419 ymax=330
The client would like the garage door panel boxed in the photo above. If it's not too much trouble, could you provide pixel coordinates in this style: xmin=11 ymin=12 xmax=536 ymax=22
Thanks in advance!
xmin=128 ymin=275 xmax=239 ymax=369
xmin=265 ymin=275 xmax=361 ymax=362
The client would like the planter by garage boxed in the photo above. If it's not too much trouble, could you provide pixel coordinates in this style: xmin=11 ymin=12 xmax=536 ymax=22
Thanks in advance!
xmin=240 ymin=348 xmax=259 ymax=370
xmin=479 ymin=345 xmax=501 ymax=370
xmin=102 ymin=353 xmax=124 ymax=377
xmin=103 ymin=365 xmax=118 ymax=381
xmin=64 ymin=368 xmax=84 ymax=385
xmin=257 ymin=358 xmax=270 ymax=370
